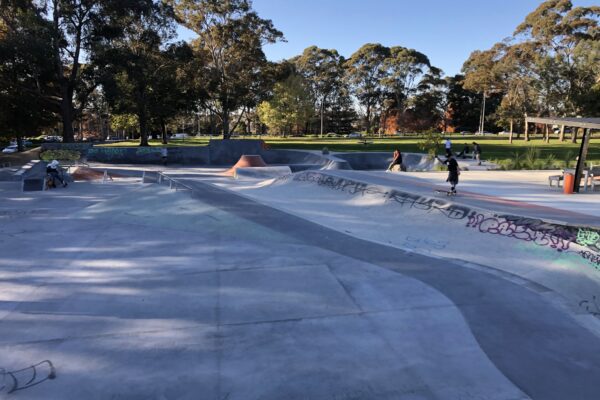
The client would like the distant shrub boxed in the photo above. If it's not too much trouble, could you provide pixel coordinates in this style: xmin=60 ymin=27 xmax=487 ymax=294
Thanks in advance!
xmin=40 ymin=150 xmax=80 ymax=162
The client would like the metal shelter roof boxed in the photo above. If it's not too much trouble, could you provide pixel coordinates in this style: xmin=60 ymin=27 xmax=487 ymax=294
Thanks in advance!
xmin=525 ymin=116 xmax=599 ymax=193
xmin=525 ymin=116 xmax=600 ymax=130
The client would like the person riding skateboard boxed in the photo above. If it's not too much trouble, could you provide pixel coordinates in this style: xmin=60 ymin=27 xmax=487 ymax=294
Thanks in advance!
xmin=436 ymin=153 xmax=460 ymax=195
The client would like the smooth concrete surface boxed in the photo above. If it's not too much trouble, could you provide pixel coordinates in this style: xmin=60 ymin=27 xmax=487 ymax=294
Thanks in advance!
xmin=1 ymin=179 xmax=600 ymax=399
xmin=204 ymin=170 xmax=600 ymax=330
xmin=328 ymin=169 xmax=600 ymax=225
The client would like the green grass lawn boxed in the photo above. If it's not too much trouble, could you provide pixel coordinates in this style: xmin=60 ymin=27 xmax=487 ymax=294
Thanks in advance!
xmin=97 ymin=134 xmax=600 ymax=166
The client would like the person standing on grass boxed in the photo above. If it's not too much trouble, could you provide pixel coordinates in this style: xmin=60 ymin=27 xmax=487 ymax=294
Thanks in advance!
xmin=472 ymin=142 xmax=482 ymax=165
xmin=436 ymin=153 xmax=460 ymax=194
xmin=444 ymin=137 xmax=452 ymax=157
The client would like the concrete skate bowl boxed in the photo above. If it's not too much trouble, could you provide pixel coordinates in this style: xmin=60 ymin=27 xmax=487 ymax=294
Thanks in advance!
xmin=245 ymin=169 xmax=600 ymax=316
xmin=334 ymin=152 xmax=436 ymax=171
xmin=260 ymin=149 xmax=350 ymax=172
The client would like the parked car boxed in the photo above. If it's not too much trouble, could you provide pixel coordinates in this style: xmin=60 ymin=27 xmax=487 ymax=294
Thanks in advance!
xmin=171 ymin=133 xmax=189 ymax=139
xmin=2 ymin=144 xmax=18 ymax=154
xmin=348 ymin=132 xmax=362 ymax=138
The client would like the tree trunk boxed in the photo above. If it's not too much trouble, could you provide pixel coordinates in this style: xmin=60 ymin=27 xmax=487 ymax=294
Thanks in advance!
xmin=222 ymin=110 xmax=230 ymax=139
xmin=559 ymin=125 xmax=565 ymax=141
xmin=161 ymin=119 xmax=168 ymax=145
xmin=320 ymin=101 xmax=325 ymax=138
xmin=571 ymin=128 xmax=578 ymax=143
xmin=139 ymin=112 xmax=149 ymax=146
xmin=524 ymin=120 xmax=529 ymax=141
xmin=60 ymin=86 xmax=75 ymax=143
xmin=544 ymin=125 xmax=549 ymax=143
xmin=365 ymin=105 xmax=371 ymax=134
xmin=509 ymin=118 xmax=514 ymax=144
xmin=16 ymin=135 xmax=24 ymax=152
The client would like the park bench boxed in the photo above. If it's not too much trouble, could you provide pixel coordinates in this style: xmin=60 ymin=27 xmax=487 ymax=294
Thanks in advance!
xmin=548 ymin=174 xmax=563 ymax=187
xmin=357 ymin=139 xmax=373 ymax=146
xmin=549 ymin=166 xmax=600 ymax=191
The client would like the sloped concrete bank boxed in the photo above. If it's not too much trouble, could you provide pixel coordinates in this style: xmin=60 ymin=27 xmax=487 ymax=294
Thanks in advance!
xmin=209 ymin=169 xmax=600 ymax=321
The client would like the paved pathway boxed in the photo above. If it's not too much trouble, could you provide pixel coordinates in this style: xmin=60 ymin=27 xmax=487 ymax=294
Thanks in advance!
xmin=2 ymin=180 xmax=599 ymax=399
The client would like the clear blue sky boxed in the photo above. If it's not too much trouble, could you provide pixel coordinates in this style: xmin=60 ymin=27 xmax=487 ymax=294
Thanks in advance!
xmin=178 ymin=0 xmax=597 ymax=77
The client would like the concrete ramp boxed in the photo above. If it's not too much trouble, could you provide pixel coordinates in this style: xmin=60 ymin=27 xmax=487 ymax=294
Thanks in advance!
xmin=335 ymin=152 xmax=437 ymax=171
xmin=217 ymin=170 xmax=600 ymax=318
xmin=224 ymin=155 xmax=267 ymax=176
xmin=234 ymin=166 xmax=292 ymax=180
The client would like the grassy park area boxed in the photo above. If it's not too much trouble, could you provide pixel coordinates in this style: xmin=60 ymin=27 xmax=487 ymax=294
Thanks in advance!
xmin=96 ymin=134 xmax=600 ymax=169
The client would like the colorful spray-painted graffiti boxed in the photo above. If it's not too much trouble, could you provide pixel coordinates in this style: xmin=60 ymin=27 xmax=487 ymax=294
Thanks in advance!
xmin=287 ymin=171 xmax=600 ymax=270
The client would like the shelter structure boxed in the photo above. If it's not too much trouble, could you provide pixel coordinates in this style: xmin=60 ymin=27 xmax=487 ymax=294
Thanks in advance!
xmin=525 ymin=116 xmax=600 ymax=193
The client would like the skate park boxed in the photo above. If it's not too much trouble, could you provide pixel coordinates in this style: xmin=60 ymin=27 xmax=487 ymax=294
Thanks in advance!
xmin=1 ymin=138 xmax=600 ymax=399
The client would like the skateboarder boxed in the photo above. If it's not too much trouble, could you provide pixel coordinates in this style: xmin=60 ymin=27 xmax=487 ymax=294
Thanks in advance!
xmin=436 ymin=153 xmax=460 ymax=195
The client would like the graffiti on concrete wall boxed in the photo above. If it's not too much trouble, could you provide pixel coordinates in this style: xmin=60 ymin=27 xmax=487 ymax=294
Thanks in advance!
xmin=466 ymin=212 xmax=575 ymax=252
xmin=287 ymin=171 xmax=600 ymax=269
xmin=292 ymin=171 xmax=471 ymax=220
xmin=135 ymin=148 xmax=161 ymax=155
xmin=87 ymin=147 xmax=127 ymax=160
xmin=577 ymin=229 xmax=600 ymax=249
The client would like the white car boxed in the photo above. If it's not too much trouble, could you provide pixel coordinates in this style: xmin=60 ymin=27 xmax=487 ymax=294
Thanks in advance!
xmin=2 ymin=145 xmax=18 ymax=154
xmin=171 ymin=133 xmax=189 ymax=139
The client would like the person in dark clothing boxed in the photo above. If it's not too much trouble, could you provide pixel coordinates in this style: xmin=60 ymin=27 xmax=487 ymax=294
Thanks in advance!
xmin=46 ymin=160 xmax=67 ymax=188
xmin=456 ymin=144 xmax=470 ymax=159
xmin=436 ymin=153 xmax=460 ymax=194
xmin=387 ymin=149 xmax=404 ymax=171
xmin=161 ymin=147 xmax=168 ymax=166
xmin=472 ymin=142 xmax=482 ymax=165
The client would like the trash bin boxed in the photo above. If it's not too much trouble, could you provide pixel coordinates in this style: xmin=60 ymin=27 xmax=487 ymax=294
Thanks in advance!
xmin=563 ymin=172 xmax=574 ymax=194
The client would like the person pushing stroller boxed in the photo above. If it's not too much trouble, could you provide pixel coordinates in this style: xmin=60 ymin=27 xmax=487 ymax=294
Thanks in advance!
xmin=46 ymin=160 xmax=68 ymax=188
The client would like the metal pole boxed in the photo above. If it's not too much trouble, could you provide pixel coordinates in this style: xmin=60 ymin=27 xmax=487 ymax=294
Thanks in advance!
xmin=574 ymin=128 xmax=591 ymax=193
xmin=480 ymin=91 xmax=486 ymax=134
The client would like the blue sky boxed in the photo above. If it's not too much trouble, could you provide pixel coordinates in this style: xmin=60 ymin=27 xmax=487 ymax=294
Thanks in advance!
xmin=178 ymin=0 xmax=597 ymax=76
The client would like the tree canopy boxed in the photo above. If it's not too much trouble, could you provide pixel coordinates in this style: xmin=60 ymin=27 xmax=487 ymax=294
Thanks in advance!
xmin=1 ymin=0 xmax=598 ymax=145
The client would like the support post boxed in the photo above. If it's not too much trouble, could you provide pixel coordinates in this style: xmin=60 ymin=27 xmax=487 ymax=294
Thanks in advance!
xmin=574 ymin=128 xmax=591 ymax=193
xmin=559 ymin=125 xmax=565 ymax=142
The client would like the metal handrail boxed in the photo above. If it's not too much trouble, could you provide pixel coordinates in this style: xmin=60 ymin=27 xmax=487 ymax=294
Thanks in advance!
xmin=154 ymin=171 xmax=192 ymax=191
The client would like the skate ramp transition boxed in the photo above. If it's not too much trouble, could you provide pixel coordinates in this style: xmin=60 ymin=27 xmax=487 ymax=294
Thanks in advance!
xmin=234 ymin=166 xmax=292 ymax=180
xmin=85 ymin=140 xmax=438 ymax=171
xmin=223 ymin=154 xmax=267 ymax=176
xmin=219 ymin=169 xmax=600 ymax=319
xmin=334 ymin=152 xmax=435 ymax=171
